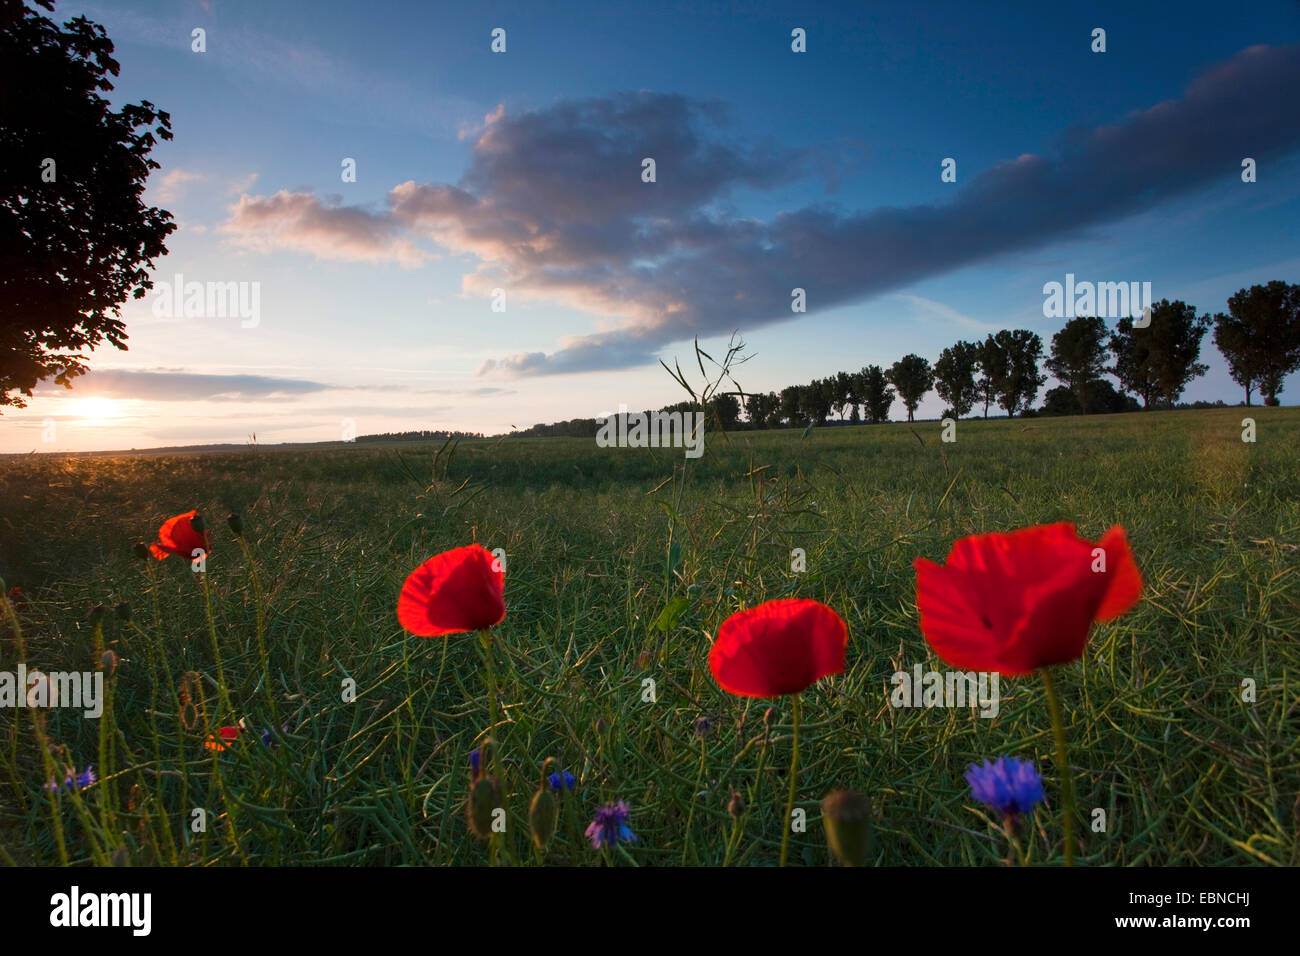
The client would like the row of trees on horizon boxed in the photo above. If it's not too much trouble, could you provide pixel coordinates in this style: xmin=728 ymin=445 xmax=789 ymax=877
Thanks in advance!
xmin=514 ymin=282 xmax=1299 ymax=438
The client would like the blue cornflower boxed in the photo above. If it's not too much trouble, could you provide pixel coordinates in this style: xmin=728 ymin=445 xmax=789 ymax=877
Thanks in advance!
xmin=965 ymin=756 xmax=1045 ymax=819
xmin=45 ymin=766 xmax=95 ymax=793
xmin=548 ymin=770 xmax=577 ymax=791
xmin=585 ymin=800 xmax=636 ymax=849
xmin=469 ymin=748 xmax=482 ymax=778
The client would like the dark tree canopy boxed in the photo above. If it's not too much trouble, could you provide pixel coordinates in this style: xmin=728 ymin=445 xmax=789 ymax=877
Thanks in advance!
xmin=1111 ymin=299 xmax=1210 ymax=408
xmin=856 ymin=365 xmax=893 ymax=423
xmin=744 ymin=390 xmax=781 ymax=429
xmin=0 ymin=0 xmax=175 ymax=409
xmin=975 ymin=334 xmax=1007 ymax=419
xmin=1212 ymin=282 xmax=1300 ymax=407
xmin=886 ymin=354 xmax=933 ymax=422
xmin=1040 ymin=379 xmax=1138 ymax=416
xmin=987 ymin=329 xmax=1045 ymax=417
xmin=1047 ymin=316 xmax=1110 ymax=413
xmin=933 ymin=340 xmax=980 ymax=418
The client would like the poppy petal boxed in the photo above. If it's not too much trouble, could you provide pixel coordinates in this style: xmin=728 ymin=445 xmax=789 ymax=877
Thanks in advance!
xmin=397 ymin=543 xmax=506 ymax=637
xmin=709 ymin=598 xmax=848 ymax=697
xmin=913 ymin=558 xmax=1007 ymax=672
xmin=915 ymin=522 xmax=1142 ymax=675
xmin=152 ymin=510 xmax=210 ymax=561
xmin=1094 ymin=526 xmax=1143 ymax=621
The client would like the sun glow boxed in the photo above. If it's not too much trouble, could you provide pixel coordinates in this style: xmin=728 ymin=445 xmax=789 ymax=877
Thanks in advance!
xmin=69 ymin=397 xmax=121 ymax=422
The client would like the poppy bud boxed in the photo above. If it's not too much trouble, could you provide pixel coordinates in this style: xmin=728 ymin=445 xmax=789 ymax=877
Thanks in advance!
xmin=529 ymin=787 xmax=558 ymax=850
xmin=114 ymin=601 xmax=131 ymax=623
xmin=89 ymin=603 xmax=107 ymax=626
xmin=821 ymin=789 xmax=873 ymax=867
xmin=227 ymin=513 xmax=243 ymax=537
xmin=132 ymin=542 xmax=150 ymax=560
xmin=728 ymin=788 xmax=746 ymax=818
xmin=466 ymin=776 xmax=501 ymax=839
xmin=189 ymin=512 xmax=205 ymax=533
xmin=100 ymin=650 xmax=118 ymax=676
xmin=637 ymin=649 xmax=652 ymax=669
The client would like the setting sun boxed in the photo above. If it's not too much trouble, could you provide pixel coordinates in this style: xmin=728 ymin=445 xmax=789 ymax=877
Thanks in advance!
xmin=69 ymin=397 xmax=120 ymax=422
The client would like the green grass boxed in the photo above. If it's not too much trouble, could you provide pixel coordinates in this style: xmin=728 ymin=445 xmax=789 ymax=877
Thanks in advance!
xmin=1 ymin=407 xmax=1298 ymax=866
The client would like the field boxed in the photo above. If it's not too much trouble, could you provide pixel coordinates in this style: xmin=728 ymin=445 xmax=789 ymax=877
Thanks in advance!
xmin=1 ymin=407 xmax=1298 ymax=866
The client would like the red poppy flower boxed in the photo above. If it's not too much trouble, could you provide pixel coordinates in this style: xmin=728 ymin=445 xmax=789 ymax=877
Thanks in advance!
xmin=204 ymin=726 xmax=241 ymax=751
xmin=913 ymin=522 xmax=1142 ymax=675
xmin=397 ymin=543 xmax=506 ymax=637
xmin=149 ymin=510 xmax=211 ymax=561
xmin=709 ymin=598 xmax=849 ymax=697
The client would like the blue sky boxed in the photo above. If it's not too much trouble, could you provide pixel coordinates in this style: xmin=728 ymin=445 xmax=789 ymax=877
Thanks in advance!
xmin=10 ymin=0 xmax=1300 ymax=451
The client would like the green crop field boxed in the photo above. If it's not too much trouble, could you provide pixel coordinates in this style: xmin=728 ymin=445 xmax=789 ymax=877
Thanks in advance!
xmin=1 ymin=406 xmax=1298 ymax=866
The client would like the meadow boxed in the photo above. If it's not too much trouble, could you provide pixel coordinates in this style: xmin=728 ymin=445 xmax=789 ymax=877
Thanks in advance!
xmin=1 ymin=406 xmax=1297 ymax=866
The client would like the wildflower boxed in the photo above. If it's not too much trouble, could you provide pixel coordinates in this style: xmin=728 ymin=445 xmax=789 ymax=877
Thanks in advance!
xmin=727 ymin=789 xmax=745 ymax=818
xmin=913 ymin=523 xmax=1141 ymax=674
xmin=204 ymin=726 xmax=241 ymax=751
xmin=149 ymin=510 xmax=211 ymax=562
xmin=548 ymin=770 xmax=577 ymax=791
xmin=45 ymin=766 xmax=95 ymax=793
xmin=585 ymin=800 xmax=636 ymax=850
xmin=966 ymin=756 xmax=1046 ymax=820
xmin=397 ymin=543 xmax=506 ymax=637
xmin=709 ymin=599 xmax=849 ymax=697
xmin=692 ymin=715 xmax=714 ymax=739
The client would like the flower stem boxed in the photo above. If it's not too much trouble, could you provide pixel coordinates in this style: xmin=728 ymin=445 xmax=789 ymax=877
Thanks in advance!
xmin=681 ymin=735 xmax=707 ymax=864
xmin=1040 ymin=667 xmax=1076 ymax=867
xmin=779 ymin=695 xmax=801 ymax=868
xmin=236 ymin=535 xmax=277 ymax=725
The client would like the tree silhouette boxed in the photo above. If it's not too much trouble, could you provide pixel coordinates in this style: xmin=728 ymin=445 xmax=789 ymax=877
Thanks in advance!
xmin=933 ymin=340 xmax=980 ymax=418
xmin=886 ymin=354 xmax=933 ymax=422
xmin=856 ymin=365 xmax=893 ymax=423
xmin=0 ymin=0 xmax=175 ymax=408
xmin=1111 ymin=300 xmax=1210 ymax=408
xmin=1046 ymin=316 xmax=1110 ymax=413
xmin=1213 ymin=282 xmax=1300 ymax=407
xmin=989 ymin=330 xmax=1045 ymax=417
xmin=975 ymin=335 xmax=1006 ymax=419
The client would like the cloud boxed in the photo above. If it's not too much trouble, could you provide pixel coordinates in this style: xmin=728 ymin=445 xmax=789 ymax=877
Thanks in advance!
xmin=891 ymin=295 xmax=1001 ymax=334
xmin=223 ymin=190 xmax=429 ymax=267
xmin=34 ymin=369 xmax=513 ymax=405
xmin=218 ymin=45 xmax=1300 ymax=376
xmin=155 ymin=168 xmax=204 ymax=202
xmin=37 ymin=369 xmax=336 ymax=402
xmin=229 ymin=172 xmax=260 ymax=195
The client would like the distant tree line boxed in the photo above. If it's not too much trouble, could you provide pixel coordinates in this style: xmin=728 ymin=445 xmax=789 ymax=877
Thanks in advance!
xmin=357 ymin=429 xmax=484 ymax=443
xmin=512 ymin=395 xmax=743 ymax=439
xmin=737 ymin=282 xmax=1298 ymax=427
xmin=497 ymin=281 xmax=1298 ymax=438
